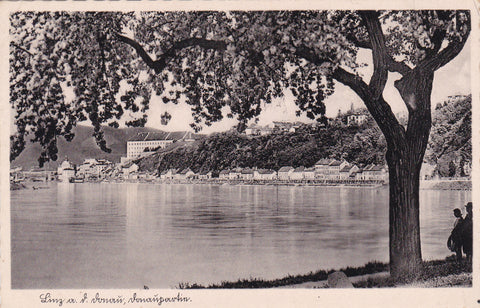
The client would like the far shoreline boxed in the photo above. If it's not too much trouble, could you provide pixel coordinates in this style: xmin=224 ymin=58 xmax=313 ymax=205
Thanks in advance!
xmin=12 ymin=178 xmax=472 ymax=191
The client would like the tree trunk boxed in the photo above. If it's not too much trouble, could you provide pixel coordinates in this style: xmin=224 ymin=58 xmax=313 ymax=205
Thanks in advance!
xmin=387 ymin=69 xmax=433 ymax=280
xmin=386 ymin=147 xmax=423 ymax=280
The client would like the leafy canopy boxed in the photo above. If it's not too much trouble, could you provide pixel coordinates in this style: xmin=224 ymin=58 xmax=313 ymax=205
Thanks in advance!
xmin=10 ymin=11 xmax=470 ymax=166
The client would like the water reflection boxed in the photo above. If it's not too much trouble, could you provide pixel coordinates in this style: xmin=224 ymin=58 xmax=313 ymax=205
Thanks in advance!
xmin=11 ymin=183 xmax=470 ymax=288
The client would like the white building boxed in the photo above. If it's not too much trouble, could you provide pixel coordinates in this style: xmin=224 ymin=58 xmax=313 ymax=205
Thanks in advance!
xmin=315 ymin=159 xmax=349 ymax=180
xmin=127 ymin=133 xmax=174 ymax=159
xmin=245 ymin=125 xmax=262 ymax=136
xmin=57 ymin=159 xmax=75 ymax=182
xmin=229 ymin=168 xmax=242 ymax=180
xmin=127 ymin=131 xmax=198 ymax=158
xmin=339 ymin=165 xmax=360 ymax=180
xmin=160 ymin=168 xmax=178 ymax=180
xmin=219 ymin=170 xmax=230 ymax=179
xmin=253 ymin=169 xmax=277 ymax=180
xmin=314 ymin=158 xmax=332 ymax=179
xmin=362 ymin=165 xmax=388 ymax=181
xmin=304 ymin=167 xmax=315 ymax=180
xmin=347 ymin=114 xmax=368 ymax=126
xmin=290 ymin=166 xmax=305 ymax=180
xmin=198 ymin=171 xmax=212 ymax=179
xmin=278 ymin=166 xmax=295 ymax=180
xmin=122 ymin=162 xmax=139 ymax=179
xmin=240 ymin=168 xmax=254 ymax=180
xmin=175 ymin=168 xmax=196 ymax=180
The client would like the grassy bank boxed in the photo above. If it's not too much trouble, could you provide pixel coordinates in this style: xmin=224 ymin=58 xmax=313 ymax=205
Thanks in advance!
xmin=354 ymin=258 xmax=472 ymax=288
xmin=178 ymin=257 xmax=471 ymax=289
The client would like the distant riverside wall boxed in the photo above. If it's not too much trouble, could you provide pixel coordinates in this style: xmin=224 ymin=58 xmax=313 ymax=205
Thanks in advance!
xmin=420 ymin=179 xmax=472 ymax=191
xmin=160 ymin=178 xmax=386 ymax=187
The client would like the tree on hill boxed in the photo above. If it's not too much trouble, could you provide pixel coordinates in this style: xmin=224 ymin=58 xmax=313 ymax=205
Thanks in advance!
xmin=10 ymin=10 xmax=470 ymax=279
xmin=426 ymin=94 xmax=471 ymax=177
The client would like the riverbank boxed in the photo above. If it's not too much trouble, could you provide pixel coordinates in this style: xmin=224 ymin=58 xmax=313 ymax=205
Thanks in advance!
xmin=420 ymin=180 xmax=471 ymax=191
xmin=178 ymin=257 xmax=472 ymax=289
xmin=162 ymin=178 xmax=386 ymax=188
xmin=12 ymin=178 xmax=471 ymax=191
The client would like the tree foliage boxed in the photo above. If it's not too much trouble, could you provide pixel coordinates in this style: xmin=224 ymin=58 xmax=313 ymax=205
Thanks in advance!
xmin=426 ymin=95 xmax=471 ymax=176
xmin=10 ymin=10 xmax=470 ymax=167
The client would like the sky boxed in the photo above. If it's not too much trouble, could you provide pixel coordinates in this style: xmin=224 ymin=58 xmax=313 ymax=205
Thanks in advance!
xmin=144 ymin=38 xmax=471 ymax=133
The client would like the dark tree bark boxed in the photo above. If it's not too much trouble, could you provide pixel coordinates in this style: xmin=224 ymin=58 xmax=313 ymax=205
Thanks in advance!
xmin=382 ymin=69 xmax=434 ymax=279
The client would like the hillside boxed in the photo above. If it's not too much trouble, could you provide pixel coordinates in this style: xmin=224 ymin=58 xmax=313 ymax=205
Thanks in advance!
xmin=425 ymin=94 xmax=472 ymax=176
xmin=136 ymin=121 xmax=388 ymax=175
xmin=12 ymin=95 xmax=471 ymax=175
xmin=11 ymin=125 xmax=197 ymax=170
xmin=136 ymin=95 xmax=471 ymax=176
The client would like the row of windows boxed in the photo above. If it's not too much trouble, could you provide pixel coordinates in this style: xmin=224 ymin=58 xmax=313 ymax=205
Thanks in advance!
xmin=128 ymin=141 xmax=173 ymax=146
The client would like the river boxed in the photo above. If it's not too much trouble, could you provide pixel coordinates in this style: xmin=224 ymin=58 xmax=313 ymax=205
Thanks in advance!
xmin=11 ymin=182 xmax=471 ymax=288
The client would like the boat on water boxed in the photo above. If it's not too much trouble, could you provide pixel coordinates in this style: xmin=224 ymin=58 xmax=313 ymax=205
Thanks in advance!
xmin=69 ymin=177 xmax=84 ymax=183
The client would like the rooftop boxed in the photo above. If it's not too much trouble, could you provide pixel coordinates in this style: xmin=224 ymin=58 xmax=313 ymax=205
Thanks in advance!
xmin=128 ymin=131 xmax=197 ymax=142
xmin=179 ymin=168 xmax=193 ymax=175
xmin=315 ymin=158 xmax=332 ymax=165
xmin=369 ymin=165 xmax=385 ymax=171
xmin=329 ymin=160 xmax=341 ymax=166
xmin=258 ymin=169 xmax=276 ymax=174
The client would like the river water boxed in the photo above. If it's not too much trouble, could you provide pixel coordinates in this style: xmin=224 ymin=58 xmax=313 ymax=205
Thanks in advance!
xmin=11 ymin=182 xmax=471 ymax=289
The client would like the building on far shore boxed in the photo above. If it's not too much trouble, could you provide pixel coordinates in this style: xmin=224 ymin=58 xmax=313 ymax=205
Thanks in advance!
xmin=127 ymin=132 xmax=174 ymax=159
xmin=347 ymin=114 xmax=368 ymax=126
xmin=240 ymin=168 xmax=254 ymax=180
xmin=122 ymin=162 xmax=139 ymax=179
xmin=127 ymin=131 xmax=198 ymax=159
xmin=254 ymin=169 xmax=277 ymax=180
xmin=160 ymin=168 xmax=178 ymax=180
xmin=198 ymin=171 xmax=212 ymax=179
xmin=290 ymin=166 xmax=305 ymax=180
xmin=278 ymin=166 xmax=294 ymax=180
xmin=304 ymin=167 xmax=315 ymax=180
xmin=219 ymin=169 xmax=230 ymax=179
xmin=57 ymin=158 xmax=75 ymax=182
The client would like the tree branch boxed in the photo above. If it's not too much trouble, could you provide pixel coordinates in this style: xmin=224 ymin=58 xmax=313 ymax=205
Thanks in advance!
xmin=117 ymin=34 xmax=227 ymax=74
xmin=345 ymin=20 xmax=411 ymax=76
xmin=293 ymin=45 xmax=333 ymax=66
xmin=345 ymin=32 xmax=371 ymax=49
xmin=347 ymin=37 xmax=411 ymax=76
xmin=387 ymin=59 xmax=411 ymax=76
xmin=333 ymin=66 xmax=406 ymax=148
xmin=11 ymin=42 xmax=34 ymax=56
xmin=116 ymin=34 xmax=159 ymax=72
xmin=294 ymin=43 xmax=406 ymax=146
xmin=417 ymin=11 xmax=470 ymax=72
xmin=418 ymin=36 xmax=469 ymax=72
xmin=359 ymin=11 xmax=389 ymax=100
